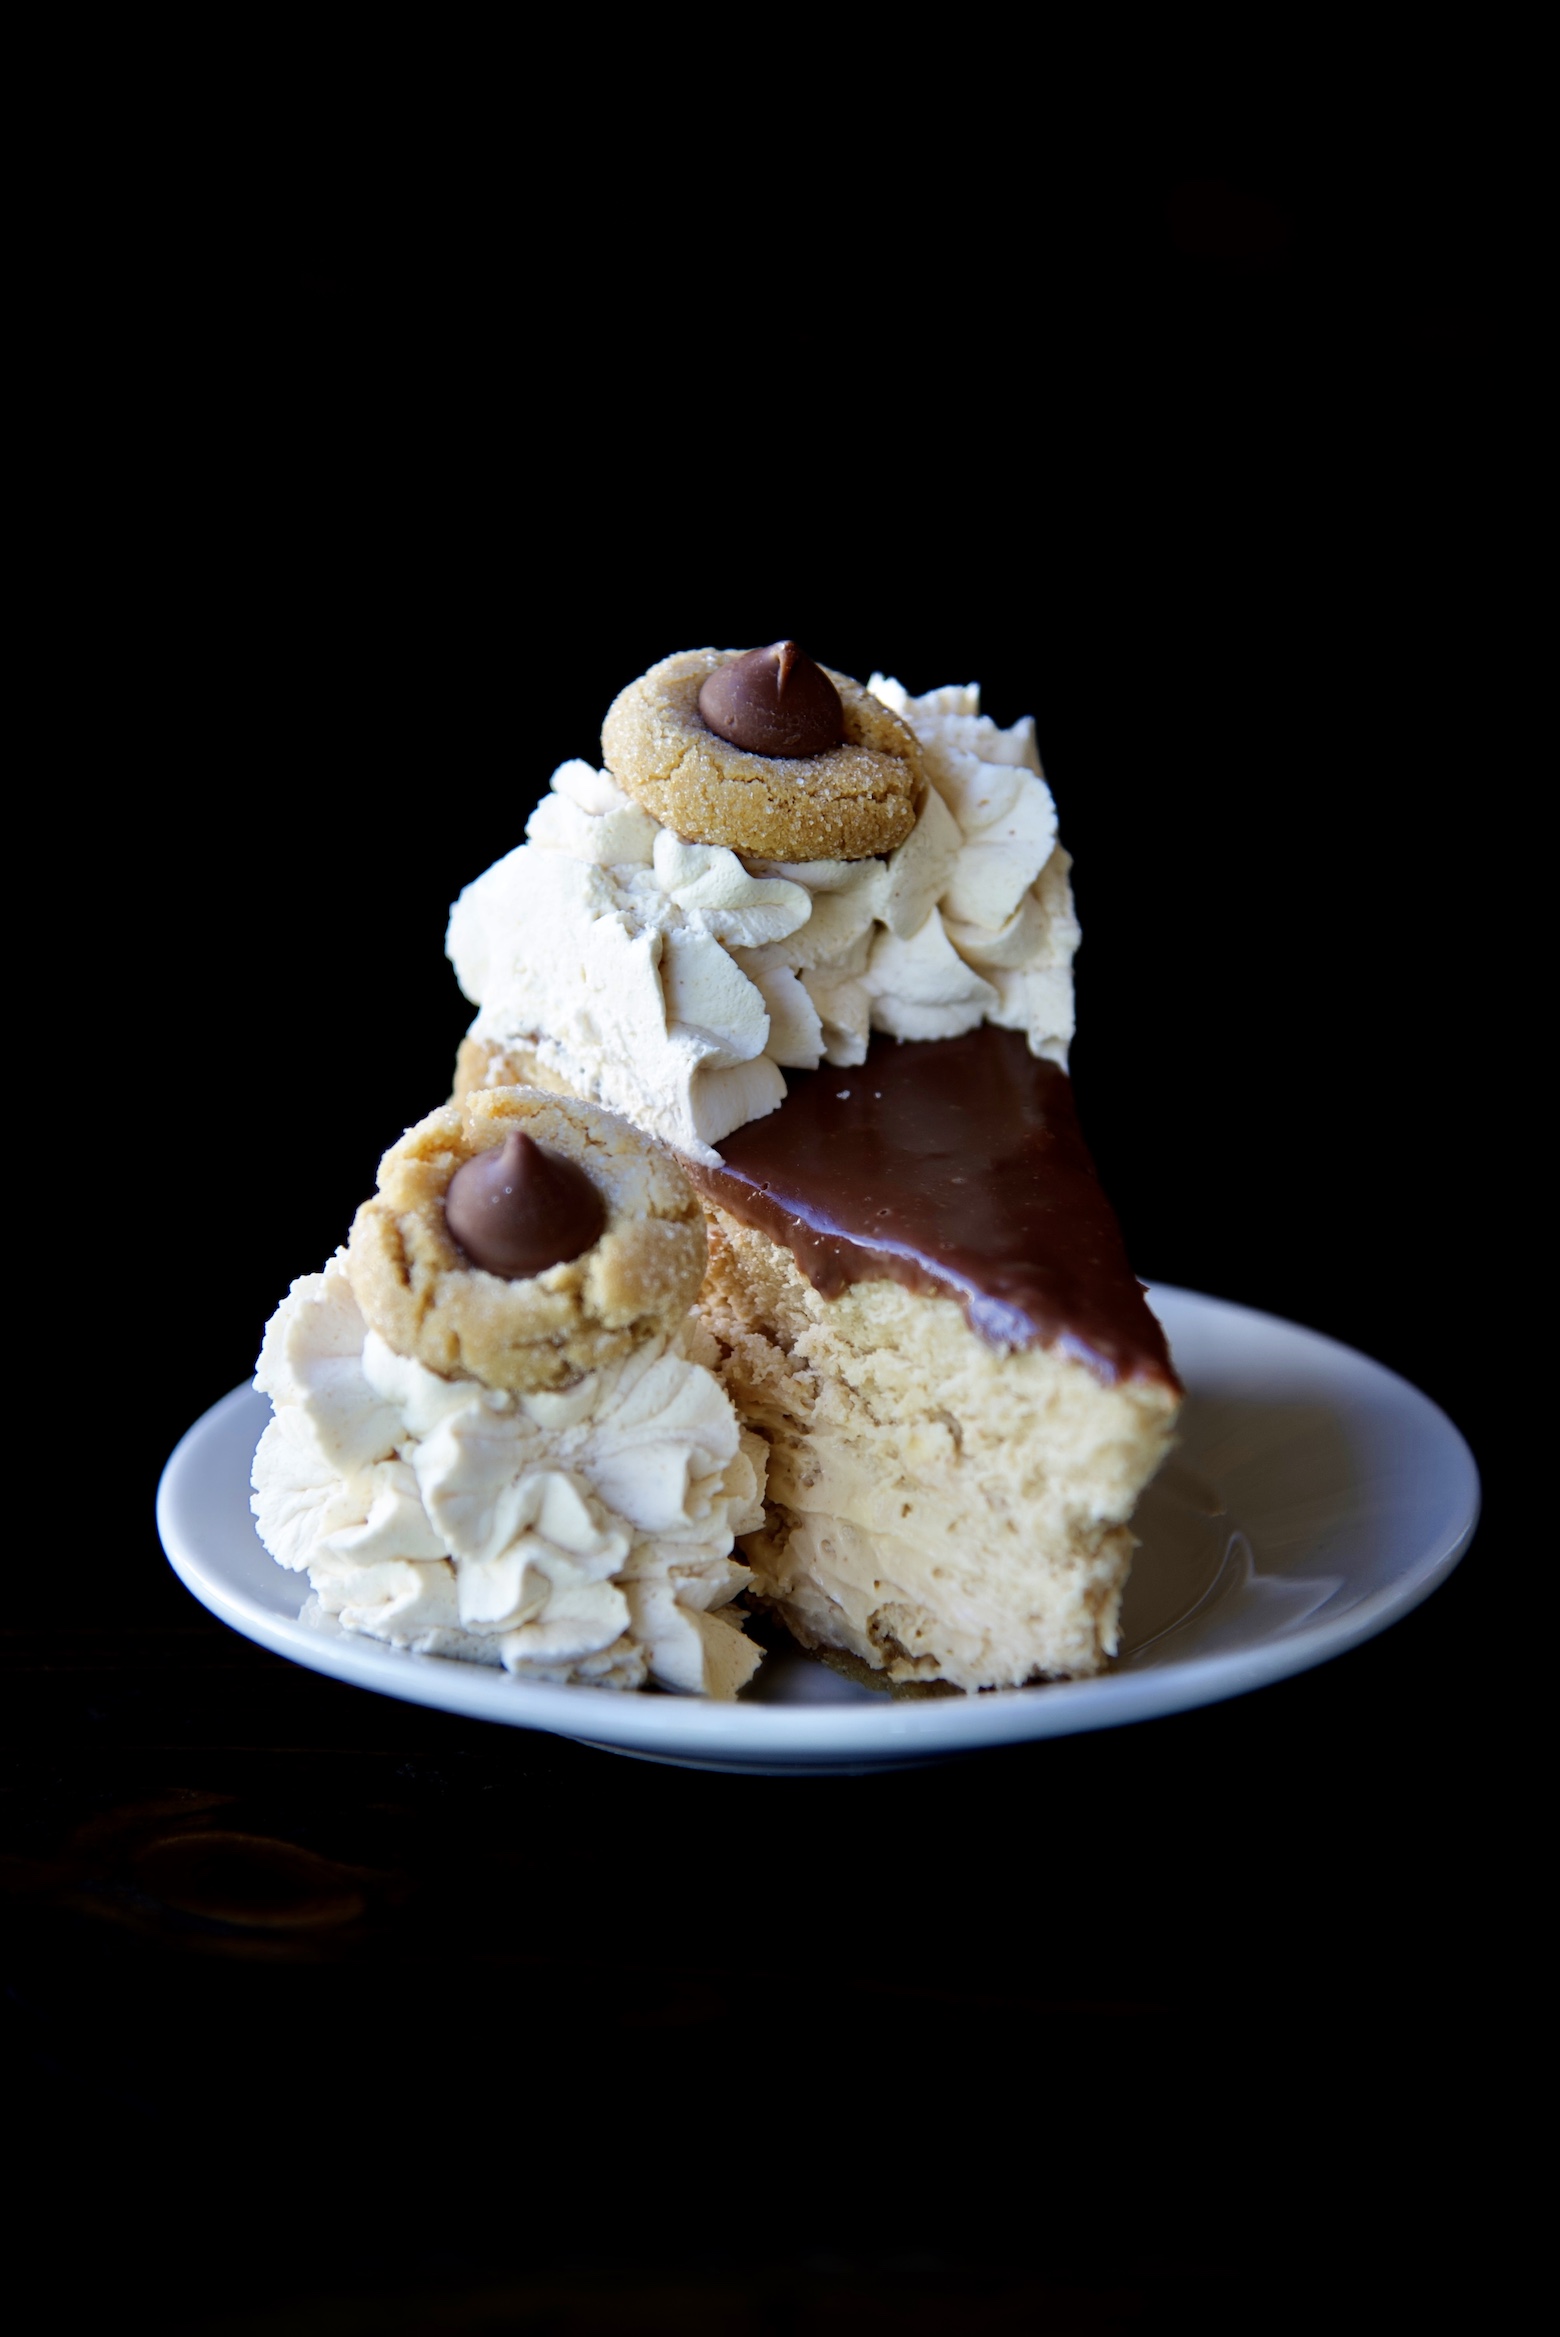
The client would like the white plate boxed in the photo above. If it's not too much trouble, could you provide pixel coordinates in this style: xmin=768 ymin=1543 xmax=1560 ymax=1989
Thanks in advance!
xmin=156 ymin=1286 xmax=1478 ymax=1772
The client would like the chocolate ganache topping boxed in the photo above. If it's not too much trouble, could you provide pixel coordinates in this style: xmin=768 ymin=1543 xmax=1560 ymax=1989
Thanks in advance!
xmin=697 ymin=641 xmax=846 ymax=759
xmin=686 ymin=1025 xmax=1179 ymax=1389
xmin=445 ymin=1131 xmax=606 ymax=1280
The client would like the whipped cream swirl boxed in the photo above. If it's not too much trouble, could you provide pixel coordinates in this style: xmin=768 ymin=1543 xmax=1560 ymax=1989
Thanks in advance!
xmin=251 ymin=1256 xmax=767 ymax=1696
xmin=447 ymin=681 xmax=1079 ymax=1162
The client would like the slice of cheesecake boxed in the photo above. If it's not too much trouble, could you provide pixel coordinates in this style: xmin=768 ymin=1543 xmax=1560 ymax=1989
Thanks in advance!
xmin=449 ymin=646 xmax=1181 ymax=1689
xmin=455 ymin=1023 xmax=1180 ymax=1689
xmin=686 ymin=1026 xmax=1180 ymax=1689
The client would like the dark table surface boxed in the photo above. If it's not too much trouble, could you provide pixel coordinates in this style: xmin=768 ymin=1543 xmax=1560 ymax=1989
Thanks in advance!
xmin=5 ymin=1500 xmax=1507 ymax=2331
xmin=20 ymin=156 xmax=1513 ymax=2331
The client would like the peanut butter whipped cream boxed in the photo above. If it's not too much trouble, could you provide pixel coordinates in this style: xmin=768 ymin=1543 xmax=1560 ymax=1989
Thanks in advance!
xmin=251 ymin=1254 xmax=767 ymax=1695
xmin=447 ymin=679 xmax=1079 ymax=1164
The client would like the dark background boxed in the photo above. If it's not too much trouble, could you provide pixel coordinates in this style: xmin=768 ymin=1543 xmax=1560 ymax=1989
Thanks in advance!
xmin=11 ymin=155 xmax=1510 ymax=2331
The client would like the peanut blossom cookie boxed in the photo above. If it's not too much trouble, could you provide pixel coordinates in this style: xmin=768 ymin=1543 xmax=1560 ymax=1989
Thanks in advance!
xmin=250 ymin=1087 xmax=767 ymax=1696
xmin=601 ymin=643 xmax=923 ymax=862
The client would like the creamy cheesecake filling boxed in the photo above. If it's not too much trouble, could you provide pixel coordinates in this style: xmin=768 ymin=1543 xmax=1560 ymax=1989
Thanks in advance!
xmin=699 ymin=1208 xmax=1181 ymax=1687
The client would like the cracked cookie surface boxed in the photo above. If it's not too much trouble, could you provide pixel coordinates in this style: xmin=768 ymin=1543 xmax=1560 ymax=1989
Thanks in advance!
xmin=601 ymin=647 xmax=922 ymax=862
xmin=347 ymin=1086 xmax=706 ymax=1391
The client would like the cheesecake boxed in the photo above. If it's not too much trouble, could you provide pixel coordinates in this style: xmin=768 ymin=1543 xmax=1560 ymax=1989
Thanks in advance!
xmin=447 ymin=643 xmax=1181 ymax=1687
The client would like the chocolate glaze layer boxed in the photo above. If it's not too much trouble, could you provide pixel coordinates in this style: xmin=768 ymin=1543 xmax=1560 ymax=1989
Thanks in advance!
xmin=687 ymin=1025 xmax=1178 ymax=1390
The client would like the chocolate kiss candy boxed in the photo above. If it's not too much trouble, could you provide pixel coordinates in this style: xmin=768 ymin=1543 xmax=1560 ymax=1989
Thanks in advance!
xmin=445 ymin=1131 xmax=606 ymax=1280
xmin=698 ymin=641 xmax=845 ymax=758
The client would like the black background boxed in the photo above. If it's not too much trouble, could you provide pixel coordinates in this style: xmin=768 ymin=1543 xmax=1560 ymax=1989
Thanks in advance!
xmin=10 ymin=154 xmax=1510 ymax=2331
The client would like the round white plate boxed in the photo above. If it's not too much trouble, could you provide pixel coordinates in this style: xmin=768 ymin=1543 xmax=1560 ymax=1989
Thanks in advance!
xmin=156 ymin=1285 xmax=1478 ymax=1772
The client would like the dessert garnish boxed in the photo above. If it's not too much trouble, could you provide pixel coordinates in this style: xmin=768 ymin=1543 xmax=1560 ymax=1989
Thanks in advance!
xmin=596 ymin=646 xmax=920 ymax=862
xmin=253 ymin=1087 xmax=766 ymax=1695
xmin=697 ymin=640 xmax=845 ymax=758
xmin=445 ymin=1129 xmax=606 ymax=1278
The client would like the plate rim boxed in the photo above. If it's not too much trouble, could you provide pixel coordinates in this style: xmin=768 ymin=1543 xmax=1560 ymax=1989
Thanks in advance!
xmin=155 ymin=1284 xmax=1481 ymax=1764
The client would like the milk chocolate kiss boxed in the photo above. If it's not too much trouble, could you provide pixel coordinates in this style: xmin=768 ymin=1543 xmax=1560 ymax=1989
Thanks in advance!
xmin=698 ymin=641 xmax=845 ymax=758
xmin=445 ymin=1131 xmax=606 ymax=1279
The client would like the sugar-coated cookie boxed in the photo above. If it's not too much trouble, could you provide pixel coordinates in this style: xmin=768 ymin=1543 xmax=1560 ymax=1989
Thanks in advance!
xmin=347 ymin=1086 xmax=706 ymax=1391
xmin=601 ymin=647 xmax=922 ymax=862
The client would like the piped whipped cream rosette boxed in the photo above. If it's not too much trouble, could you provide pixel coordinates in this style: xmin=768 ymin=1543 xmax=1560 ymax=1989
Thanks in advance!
xmin=447 ymin=649 xmax=1079 ymax=1163
xmin=250 ymin=1087 xmax=768 ymax=1696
